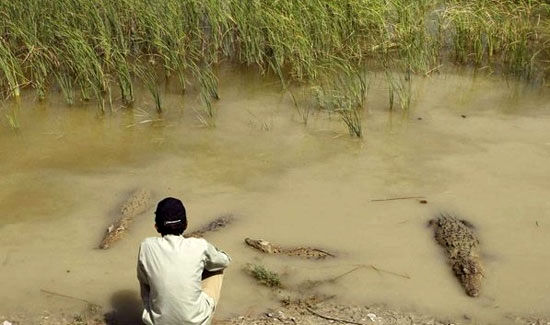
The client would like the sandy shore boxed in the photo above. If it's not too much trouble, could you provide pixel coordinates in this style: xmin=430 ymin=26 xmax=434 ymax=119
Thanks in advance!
xmin=3 ymin=295 xmax=549 ymax=325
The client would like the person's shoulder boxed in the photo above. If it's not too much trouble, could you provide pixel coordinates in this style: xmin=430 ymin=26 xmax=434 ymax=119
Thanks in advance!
xmin=141 ymin=236 xmax=159 ymax=244
xmin=139 ymin=237 xmax=159 ymax=249
xmin=184 ymin=236 xmax=207 ymax=244
xmin=183 ymin=236 xmax=209 ymax=249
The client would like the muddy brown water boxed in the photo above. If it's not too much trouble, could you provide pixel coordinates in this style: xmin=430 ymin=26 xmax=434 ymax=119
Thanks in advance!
xmin=1 ymin=68 xmax=550 ymax=324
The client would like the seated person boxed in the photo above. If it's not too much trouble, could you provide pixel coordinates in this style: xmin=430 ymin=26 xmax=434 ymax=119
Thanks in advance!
xmin=137 ymin=197 xmax=231 ymax=325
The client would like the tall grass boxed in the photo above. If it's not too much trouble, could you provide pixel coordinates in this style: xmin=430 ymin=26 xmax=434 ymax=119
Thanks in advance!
xmin=443 ymin=0 xmax=550 ymax=80
xmin=314 ymin=66 xmax=368 ymax=137
xmin=1 ymin=0 xmax=549 ymax=135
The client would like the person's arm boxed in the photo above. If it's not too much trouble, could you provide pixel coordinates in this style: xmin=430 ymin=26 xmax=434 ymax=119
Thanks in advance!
xmin=204 ymin=240 xmax=231 ymax=272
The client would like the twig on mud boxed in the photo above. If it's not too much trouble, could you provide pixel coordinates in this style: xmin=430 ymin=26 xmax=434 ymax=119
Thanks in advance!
xmin=370 ymin=265 xmax=411 ymax=279
xmin=371 ymin=196 xmax=425 ymax=202
xmin=306 ymin=307 xmax=367 ymax=325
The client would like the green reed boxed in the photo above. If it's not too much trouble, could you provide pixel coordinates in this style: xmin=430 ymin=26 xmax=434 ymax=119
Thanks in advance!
xmin=443 ymin=0 xmax=550 ymax=80
xmin=1 ymin=0 xmax=549 ymax=134
xmin=2 ymin=100 xmax=20 ymax=132
xmin=314 ymin=66 xmax=368 ymax=137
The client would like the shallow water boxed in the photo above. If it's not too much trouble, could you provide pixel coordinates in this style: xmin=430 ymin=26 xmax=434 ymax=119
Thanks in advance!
xmin=1 ymin=68 xmax=550 ymax=324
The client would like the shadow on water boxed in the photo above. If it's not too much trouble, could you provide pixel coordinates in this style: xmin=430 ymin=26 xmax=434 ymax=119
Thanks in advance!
xmin=104 ymin=290 xmax=143 ymax=325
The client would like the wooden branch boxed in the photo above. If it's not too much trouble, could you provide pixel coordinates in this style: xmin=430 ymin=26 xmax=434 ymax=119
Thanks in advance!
xmin=370 ymin=265 xmax=410 ymax=279
xmin=306 ymin=307 xmax=367 ymax=325
xmin=312 ymin=248 xmax=337 ymax=258
xmin=424 ymin=64 xmax=442 ymax=76
xmin=371 ymin=196 xmax=425 ymax=202
xmin=330 ymin=266 xmax=364 ymax=282
xmin=40 ymin=289 xmax=94 ymax=305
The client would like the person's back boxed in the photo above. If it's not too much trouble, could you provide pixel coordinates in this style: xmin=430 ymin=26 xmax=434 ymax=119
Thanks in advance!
xmin=137 ymin=198 xmax=230 ymax=325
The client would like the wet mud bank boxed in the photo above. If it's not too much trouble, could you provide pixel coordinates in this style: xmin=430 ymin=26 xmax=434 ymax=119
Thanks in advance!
xmin=3 ymin=296 xmax=549 ymax=325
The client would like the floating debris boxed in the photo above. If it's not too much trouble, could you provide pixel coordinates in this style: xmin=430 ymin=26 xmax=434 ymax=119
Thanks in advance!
xmin=245 ymin=238 xmax=335 ymax=259
xmin=300 ymin=264 xmax=409 ymax=291
xmin=185 ymin=214 xmax=234 ymax=238
xmin=369 ymin=264 xmax=410 ymax=279
xmin=428 ymin=213 xmax=484 ymax=297
xmin=99 ymin=189 xmax=151 ymax=249
xmin=299 ymin=265 xmax=365 ymax=290
xmin=371 ymin=196 xmax=425 ymax=202
xmin=306 ymin=306 xmax=367 ymax=325
xmin=40 ymin=289 xmax=102 ymax=313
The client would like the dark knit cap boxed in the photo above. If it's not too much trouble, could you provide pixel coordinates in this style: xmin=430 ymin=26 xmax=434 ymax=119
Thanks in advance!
xmin=155 ymin=197 xmax=187 ymax=234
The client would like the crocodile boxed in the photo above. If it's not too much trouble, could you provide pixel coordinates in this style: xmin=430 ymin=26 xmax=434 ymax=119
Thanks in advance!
xmin=428 ymin=213 xmax=484 ymax=297
xmin=244 ymin=237 xmax=335 ymax=260
xmin=99 ymin=189 xmax=152 ymax=249
xmin=185 ymin=214 xmax=234 ymax=238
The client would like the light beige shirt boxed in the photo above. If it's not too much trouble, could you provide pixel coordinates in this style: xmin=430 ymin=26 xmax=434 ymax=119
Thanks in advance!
xmin=137 ymin=235 xmax=231 ymax=325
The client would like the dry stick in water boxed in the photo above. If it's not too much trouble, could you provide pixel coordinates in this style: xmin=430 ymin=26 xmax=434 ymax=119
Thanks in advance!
xmin=303 ymin=265 xmax=364 ymax=289
xmin=371 ymin=196 xmax=425 ymax=202
xmin=330 ymin=264 xmax=410 ymax=281
xmin=369 ymin=264 xmax=411 ymax=279
xmin=305 ymin=264 xmax=407 ymax=290
xmin=313 ymin=248 xmax=337 ymax=258
xmin=424 ymin=64 xmax=443 ymax=76
xmin=306 ymin=307 xmax=367 ymax=325
xmin=40 ymin=289 xmax=97 ymax=306
xmin=331 ymin=266 xmax=363 ymax=282
xmin=99 ymin=189 xmax=152 ymax=249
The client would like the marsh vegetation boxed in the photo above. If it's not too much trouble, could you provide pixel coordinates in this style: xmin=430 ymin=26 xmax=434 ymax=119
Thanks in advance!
xmin=1 ymin=0 xmax=549 ymax=135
